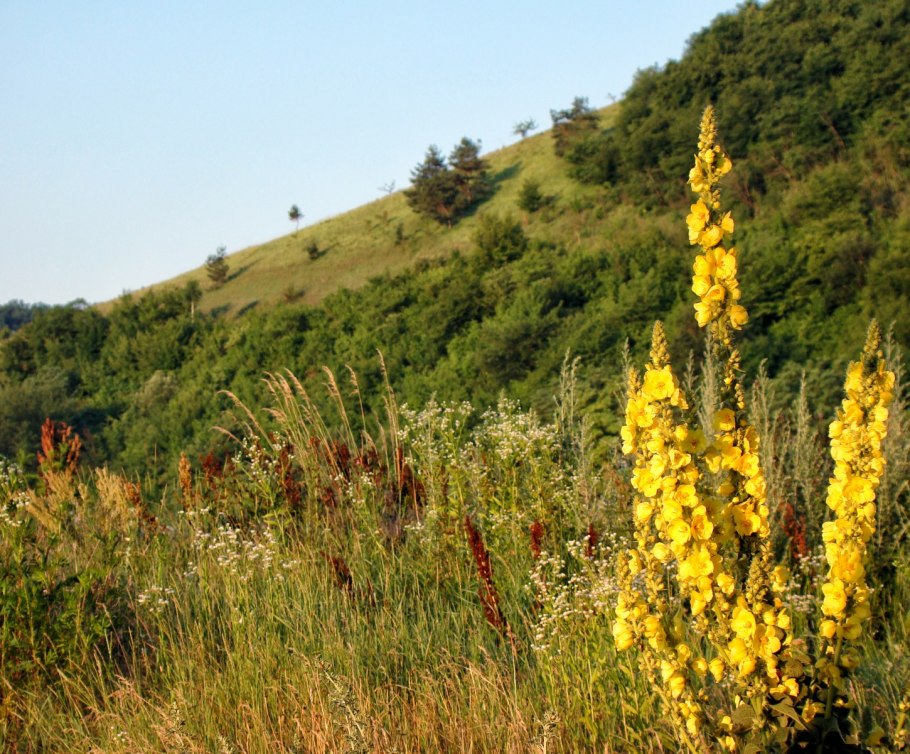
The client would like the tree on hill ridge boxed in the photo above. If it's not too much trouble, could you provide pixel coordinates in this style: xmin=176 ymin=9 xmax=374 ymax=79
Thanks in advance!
xmin=406 ymin=139 xmax=491 ymax=226
xmin=205 ymin=246 xmax=229 ymax=288
xmin=513 ymin=118 xmax=538 ymax=139
xmin=449 ymin=137 xmax=492 ymax=208
xmin=288 ymin=205 xmax=302 ymax=234
xmin=549 ymin=96 xmax=599 ymax=156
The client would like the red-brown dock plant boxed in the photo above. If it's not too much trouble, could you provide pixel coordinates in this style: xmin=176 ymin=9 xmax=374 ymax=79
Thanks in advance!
xmin=37 ymin=418 xmax=82 ymax=478
xmin=465 ymin=514 xmax=516 ymax=650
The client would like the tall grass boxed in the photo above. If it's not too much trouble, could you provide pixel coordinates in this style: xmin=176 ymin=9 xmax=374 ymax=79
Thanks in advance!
xmin=2 ymin=353 xmax=907 ymax=752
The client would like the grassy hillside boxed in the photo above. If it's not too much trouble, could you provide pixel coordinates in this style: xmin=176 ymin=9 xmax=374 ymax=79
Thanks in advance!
xmin=134 ymin=107 xmax=618 ymax=316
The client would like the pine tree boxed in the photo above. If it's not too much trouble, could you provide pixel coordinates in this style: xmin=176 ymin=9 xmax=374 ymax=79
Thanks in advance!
xmin=205 ymin=246 xmax=229 ymax=288
xmin=405 ymin=145 xmax=460 ymax=226
xmin=449 ymin=137 xmax=491 ymax=208
xmin=406 ymin=140 xmax=492 ymax=226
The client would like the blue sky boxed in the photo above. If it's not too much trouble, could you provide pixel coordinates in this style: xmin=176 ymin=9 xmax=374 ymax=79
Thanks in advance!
xmin=1 ymin=0 xmax=739 ymax=305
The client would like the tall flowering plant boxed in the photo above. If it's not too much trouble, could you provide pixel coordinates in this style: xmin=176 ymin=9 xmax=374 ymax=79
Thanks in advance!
xmin=613 ymin=106 xmax=895 ymax=752
xmin=812 ymin=322 xmax=894 ymax=737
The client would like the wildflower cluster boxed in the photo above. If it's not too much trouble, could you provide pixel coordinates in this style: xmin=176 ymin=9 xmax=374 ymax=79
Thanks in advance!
xmin=815 ymin=322 xmax=894 ymax=717
xmin=0 ymin=459 xmax=29 ymax=530
xmin=137 ymin=585 xmax=177 ymax=615
xmin=614 ymin=322 xmax=712 ymax=739
xmin=614 ymin=106 xmax=818 ymax=750
xmin=685 ymin=110 xmax=801 ymax=715
xmin=687 ymin=105 xmax=746 ymax=334
xmin=183 ymin=509 xmax=293 ymax=582
xmin=529 ymin=531 xmax=622 ymax=654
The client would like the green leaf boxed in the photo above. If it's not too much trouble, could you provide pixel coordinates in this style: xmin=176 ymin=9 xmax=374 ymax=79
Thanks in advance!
xmin=770 ymin=699 xmax=807 ymax=730
xmin=784 ymin=658 xmax=807 ymax=678
xmin=731 ymin=703 xmax=756 ymax=730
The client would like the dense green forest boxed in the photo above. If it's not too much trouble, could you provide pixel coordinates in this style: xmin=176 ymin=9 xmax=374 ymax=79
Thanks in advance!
xmin=2 ymin=0 xmax=909 ymax=485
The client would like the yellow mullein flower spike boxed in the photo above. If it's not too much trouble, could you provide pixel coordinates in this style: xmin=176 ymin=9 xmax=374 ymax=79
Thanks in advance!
xmin=815 ymin=320 xmax=893 ymax=719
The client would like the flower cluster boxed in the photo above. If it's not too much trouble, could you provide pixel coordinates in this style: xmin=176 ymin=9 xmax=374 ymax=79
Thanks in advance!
xmin=623 ymin=324 xmax=722 ymax=617
xmin=615 ymin=322 xmax=713 ymax=738
xmin=614 ymin=106 xmax=817 ymax=750
xmin=528 ymin=532 xmax=621 ymax=654
xmin=686 ymin=109 xmax=804 ymax=710
xmin=687 ymin=105 xmax=747 ymax=334
xmin=816 ymin=322 xmax=894 ymax=705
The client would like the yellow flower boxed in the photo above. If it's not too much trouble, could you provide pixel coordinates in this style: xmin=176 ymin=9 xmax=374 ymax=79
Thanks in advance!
xmin=732 ymin=503 xmax=761 ymax=536
xmin=687 ymin=200 xmax=710 ymax=235
xmin=668 ymin=518 xmax=692 ymax=546
xmin=714 ymin=249 xmax=737 ymax=280
xmin=690 ymin=509 xmax=714 ymax=541
xmin=693 ymin=252 xmax=715 ymax=277
xmin=771 ymin=677 xmax=801 ymax=699
xmin=676 ymin=427 xmax=707 ymax=455
xmin=831 ymin=550 xmax=865 ymax=584
xmin=709 ymin=656 xmax=725 ymax=682
xmin=700 ymin=224 xmax=724 ymax=248
xmin=715 ymin=572 xmax=735 ymax=595
xmin=770 ymin=565 xmax=790 ymax=593
xmin=679 ymin=545 xmax=713 ymax=580
xmin=714 ymin=408 xmax=736 ymax=432
xmin=642 ymin=365 xmax=677 ymax=402
xmin=755 ymin=624 xmax=781 ymax=657
xmin=842 ymin=475 xmax=875 ymax=505
xmin=821 ymin=581 xmax=848 ymax=617
xmin=728 ymin=638 xmax=756 ymax=677
xmin=644 ymin=615 xmax=665 ymax=640
xmin=731 ymin=601 xmax=757 ymax=640
xmin=652 ymin=542 xmax=672 ymax=563
xmin=691 ymin=275 xmax=712 ymax=298
xmin=844 ymin=362 xmax=864 ymax=394
xmin=728 ymin=304 xmax=749 ymax=329
xmin=635 ymin=500 xmax=654 ymax=523
xmin=694 ymin=301 xmax=714 ymax=328
xmin=705 ymin=283 xmax=727 ymax=302
xmin=667 ymin=673 xmax=687 ymax=699
xmin=689 ymin=164 xmax=707 ymax=193
xmin=613 ymin=620 xmax=635 ymax=651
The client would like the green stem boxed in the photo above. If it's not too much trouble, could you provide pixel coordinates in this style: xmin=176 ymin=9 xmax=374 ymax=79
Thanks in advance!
xmin=824 ymin=633 xmax=844 ymax=720
xmin=817 ymin=632 xmax=845 ymax=754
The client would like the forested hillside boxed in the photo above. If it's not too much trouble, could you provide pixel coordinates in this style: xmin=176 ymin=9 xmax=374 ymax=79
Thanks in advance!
xmin=2 ymin=0 xmax=908 ymax=484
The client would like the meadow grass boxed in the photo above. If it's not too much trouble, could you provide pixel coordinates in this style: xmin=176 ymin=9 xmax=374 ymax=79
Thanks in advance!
xmin=1 ymin=356 xmax=907 ymax=752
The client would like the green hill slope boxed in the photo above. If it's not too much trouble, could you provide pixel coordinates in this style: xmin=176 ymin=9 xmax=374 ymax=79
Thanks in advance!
xmin=2 ymin=0 xmax=909 ymax=484
xmin=135 ymin=107 xmax=618 ymax=316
